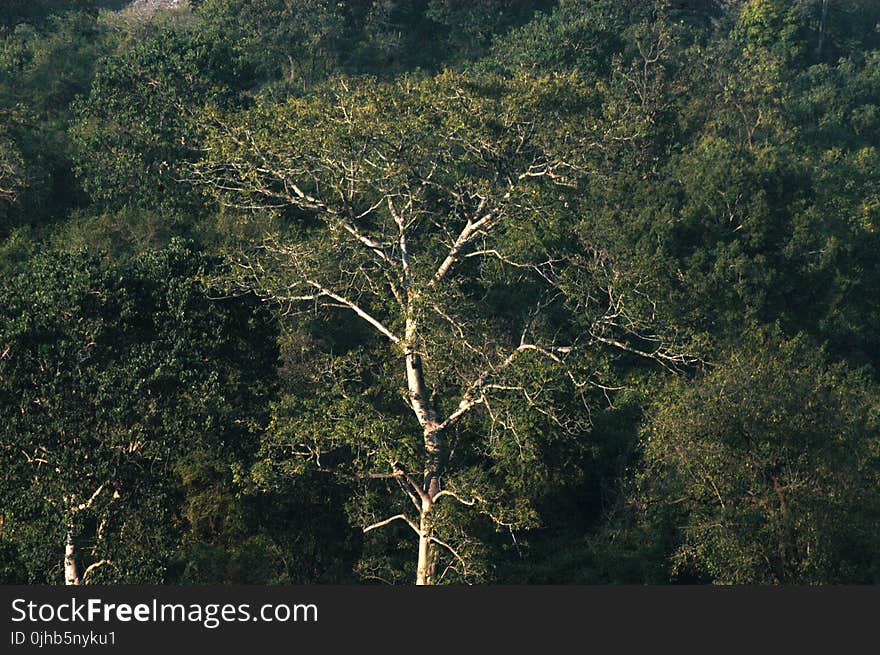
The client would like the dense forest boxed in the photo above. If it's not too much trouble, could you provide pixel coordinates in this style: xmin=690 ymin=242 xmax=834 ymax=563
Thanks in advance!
xmin=1 ymin=0 xmax=878 ymax=585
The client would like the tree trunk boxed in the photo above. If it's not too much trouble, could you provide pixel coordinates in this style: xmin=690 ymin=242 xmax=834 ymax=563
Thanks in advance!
xmin=816 ymin=0 xmax=830 ymax=60
xmin=415 ymin=427 xmax=444 ymax=585
xmin=64 ymin=531 xmax=81 ymax=586
xmin=423 ymin=424 xmax=443 ymax=499
xmin=416 ymin=506 xmax=432 ymax=586
xmin=405 ymin=346 xmax=445 ymax=585
xmin=403 ymin=289 xmax=449 ymax=585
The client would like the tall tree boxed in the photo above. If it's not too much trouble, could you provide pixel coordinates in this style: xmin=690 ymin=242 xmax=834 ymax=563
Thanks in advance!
xmin=189 ymin=71 xmax=688 ymax=583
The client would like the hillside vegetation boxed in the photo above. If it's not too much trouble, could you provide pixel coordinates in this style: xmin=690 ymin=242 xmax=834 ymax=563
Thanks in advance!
xmin=1 ymin=0 xmax=878 ymax=585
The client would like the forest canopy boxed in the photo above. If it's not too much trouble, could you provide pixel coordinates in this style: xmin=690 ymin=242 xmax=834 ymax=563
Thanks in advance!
xmin=0 ymin=0 xmax=878 ymax=585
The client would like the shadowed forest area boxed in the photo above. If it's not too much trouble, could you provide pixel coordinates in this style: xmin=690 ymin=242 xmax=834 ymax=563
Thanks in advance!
xmin=1 ymin=0 xmax=879 ymax=585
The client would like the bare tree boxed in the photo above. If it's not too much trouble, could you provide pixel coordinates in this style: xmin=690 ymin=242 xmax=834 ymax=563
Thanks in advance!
xmin=189 ymin=72 xmax=689 ymax=583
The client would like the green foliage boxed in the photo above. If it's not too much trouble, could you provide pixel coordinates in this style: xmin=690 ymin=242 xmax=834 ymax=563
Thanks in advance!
xmin=2 ymin=0 xmax=880 ymax=584
xmin=485 ymin=0 xmax=644 ymax=77
xmin=0 ymin=2 xmax=98 ymax=34
xmin=0 ymin=10 xmax=107 ymax=235
xmin=71 ymin=17 xmax=243 ymax=213
xmin=0 ymin=241 xmax=278 ymax=583
xmin=638 ymin=335 xmax=880 ymax=583
xmin=194 ymin=0 xmax=349 ymax=91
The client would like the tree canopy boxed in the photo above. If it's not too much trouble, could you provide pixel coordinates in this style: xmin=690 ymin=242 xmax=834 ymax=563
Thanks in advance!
xmin=0 ymin=0 xmax=878 ymax=584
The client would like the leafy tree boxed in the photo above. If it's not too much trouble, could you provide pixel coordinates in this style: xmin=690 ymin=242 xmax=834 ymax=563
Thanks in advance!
xmin=69 ymin=13 xmax=245 ymax=238
xmin=0 ymin=241 xmax=278 ymax=583
xmin=0 ymin=10 xmax=107 ymax=234
xmin=195 ymin=0 xmax=349 ymax=92
xmin=2 ymin=0 xmax=880 ymax=586
xmin=188 ymin=69 xmax=690 ymax=584
xmin=485 ymin=0 xmax=643 ymax=78
xmin=0 ymin=1 xmax=97 ymax=35
xmin=637 ymin=336 xmax=880 ymax=583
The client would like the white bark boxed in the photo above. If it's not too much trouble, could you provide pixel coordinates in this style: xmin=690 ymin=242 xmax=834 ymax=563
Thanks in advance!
xmin=190 ymin=81 xmax=691 ymax=584
xmin=63 ymin=484 xmax=107 ymax=586
xmin=64 ymin=532 xmax=81 ymax=586
xmin=415 ymin=506 xmax=431 ymax=586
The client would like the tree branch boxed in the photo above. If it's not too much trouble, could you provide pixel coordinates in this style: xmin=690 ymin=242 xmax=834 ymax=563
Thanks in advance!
xmin=306 ymin=280 xmax=400 ymax=343
xmin=363 ymin=514 xmax=420 ymax=535
xmin=70 ymin=484 xmax=105 ymax=514
xmin=82 ymin=560 xmax=112 ymax=585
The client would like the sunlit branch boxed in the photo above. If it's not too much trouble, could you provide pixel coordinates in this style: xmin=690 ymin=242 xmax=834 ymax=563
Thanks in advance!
xmin=363 ymin=513 xmax=420 ymax=535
